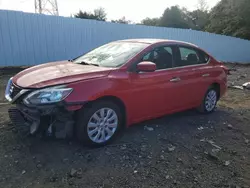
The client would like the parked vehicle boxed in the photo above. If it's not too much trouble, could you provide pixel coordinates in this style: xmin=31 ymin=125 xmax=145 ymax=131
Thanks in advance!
xmin=5 ymin=39 xmax=228 ymax=146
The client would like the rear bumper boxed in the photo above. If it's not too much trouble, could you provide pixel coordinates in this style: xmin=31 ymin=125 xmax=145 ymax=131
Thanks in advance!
xmin=8 ymin=104 xmax=75 ymax=139
xmin=220 ymin=80 xmax=228 ymax=98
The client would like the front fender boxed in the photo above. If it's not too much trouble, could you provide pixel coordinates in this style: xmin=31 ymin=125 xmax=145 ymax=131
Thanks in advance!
xmin=64 ymin=77 xmax=119 ymax=108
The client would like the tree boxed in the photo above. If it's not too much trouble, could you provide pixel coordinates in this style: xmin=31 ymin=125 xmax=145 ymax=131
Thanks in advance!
xmin=74 ymin=10 xmax=95 ymax=20
xmin=188 ymin=9 xmax=209 ymax=30
xmin=140 ymin=6 xmax=201 ymax=29
xmin=93 ymin=7 xmax=107 ymax=21
xmin=206 ymin=0 xmax=250 ymax=40
xmin=159 ymin=6 xmax=191 ymax=29
xmin=74 ymin=7 xmax=107 ymax=21
xmin=196 ymin=0 xmax=209 ymax=12
xmin=111 ymin=16 xmax=131 ymax=24
xmin=139 ymin=4 xmax=210 ymax=30
xmin=141 ymin=17 xmax=160 ymax=26
xmin=186 ymin=0 xmax=210 ymax=30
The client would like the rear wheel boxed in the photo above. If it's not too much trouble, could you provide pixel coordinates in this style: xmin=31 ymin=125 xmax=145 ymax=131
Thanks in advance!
xmin=76 ymin=101 xmax=123 ymax=147
xmin=198 ymin=87 xmax=218 ymax=113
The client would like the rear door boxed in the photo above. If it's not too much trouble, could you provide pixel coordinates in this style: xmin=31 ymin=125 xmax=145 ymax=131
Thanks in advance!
xmin=191 ymin=49 xmax=215 ymax=101
xmin=171 ymin=45 xmax=211 ymax=108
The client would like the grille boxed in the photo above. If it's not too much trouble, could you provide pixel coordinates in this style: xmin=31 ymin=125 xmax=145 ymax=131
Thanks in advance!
xmin=10 ymin=83 xmax=22 ymax=99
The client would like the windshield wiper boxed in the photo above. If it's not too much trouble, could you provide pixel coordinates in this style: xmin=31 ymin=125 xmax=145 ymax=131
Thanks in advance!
xmin=78 ymin=61 xmax=99 ymax=67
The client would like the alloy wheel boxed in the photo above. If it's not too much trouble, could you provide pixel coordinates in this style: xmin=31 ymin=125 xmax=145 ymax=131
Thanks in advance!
xmin=205 ymin=90 xmax=217 ymax=112
xmin=87 ymin=108 xmax=118 ymax=143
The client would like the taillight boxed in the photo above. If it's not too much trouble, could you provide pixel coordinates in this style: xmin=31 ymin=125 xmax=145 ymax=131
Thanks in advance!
xmin=222 ymin=66 xmax=230 ymax=75
xmin=217 ymin=61 xmax=230 ymax=75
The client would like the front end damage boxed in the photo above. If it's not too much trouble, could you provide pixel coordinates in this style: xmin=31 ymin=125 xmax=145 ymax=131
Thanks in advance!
xmin=8 ymin=104 xmax=74 ymax=139
xmin=5 ymin=78 xmax=76 ymax=139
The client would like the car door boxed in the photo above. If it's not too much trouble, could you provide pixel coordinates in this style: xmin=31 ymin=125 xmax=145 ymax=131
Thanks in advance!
xmin=171 ymin=45 xmax=210 ymax=109
xmin=127 ymin=45 xmax=185 ymax=122
xmin=190 ymin=49 xmax=216 ymax=102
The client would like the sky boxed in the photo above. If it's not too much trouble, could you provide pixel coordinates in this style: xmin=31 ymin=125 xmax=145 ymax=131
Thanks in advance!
xmin=0 ymin=0 xmax=220 ymax=22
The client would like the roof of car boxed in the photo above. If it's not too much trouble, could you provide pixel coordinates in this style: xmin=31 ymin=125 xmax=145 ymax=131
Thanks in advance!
xmin=119 ymin=38 xmax=167 ymax=44
xmin=118 ymin=38 xmax=198 ymax=48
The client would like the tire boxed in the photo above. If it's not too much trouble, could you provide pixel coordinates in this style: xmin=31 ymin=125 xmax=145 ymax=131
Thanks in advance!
xmin=198 ymin=87 xmax=218 ymax=114
xmin=76 ymin=100 xmax=123 ymax=147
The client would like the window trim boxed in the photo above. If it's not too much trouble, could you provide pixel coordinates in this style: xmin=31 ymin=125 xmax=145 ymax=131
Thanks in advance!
xmin=128 ymin=44 xmax=176 ymax=72
xmin=128 ymin=44 xmax=211 ymax=73
xmin=197 ymin=49 xmax=210 ymax=64
xmin=174 ymin=45 xmax=210 ymax=68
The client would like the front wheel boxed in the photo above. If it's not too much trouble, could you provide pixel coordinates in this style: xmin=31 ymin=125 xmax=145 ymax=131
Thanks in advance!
xmin=198 ymin=88 xmax=218 ymax=113
xmin=76 ymin=101 xmax=123 ymax=147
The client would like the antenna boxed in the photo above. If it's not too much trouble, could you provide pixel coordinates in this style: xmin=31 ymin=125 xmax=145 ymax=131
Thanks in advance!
xmin=35 ymin=0 xmax=59 ymax=16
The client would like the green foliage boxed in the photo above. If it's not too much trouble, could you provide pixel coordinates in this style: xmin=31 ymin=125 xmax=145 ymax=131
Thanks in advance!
xmin=159 ymin=6 xmax=190 ymax=29
xmin=74 ymin=0 xmax=250 ymax=40
xmin=111 ymin=17 xmax=131 ymax=24
xmin=141 ymin=5 xmax=209 ymax=30
xmin=93 ymin=8 xmax=107 ymax=21
xmin=141 ymin=17 xmax=160 ymax=26
xmin=196 ymin=0 xmax=209 ymax=12
xmin=206 ymin=0 xmax=250 ymax=40
xmin=74 ymin=8 xmax=107 ymax=21
xmin=188 ymin=10 xmax=209 ymax=30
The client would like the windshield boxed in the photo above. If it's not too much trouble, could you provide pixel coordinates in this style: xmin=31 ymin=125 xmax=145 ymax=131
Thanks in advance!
xmin=73 ymin=42 xmax=148 ymax=67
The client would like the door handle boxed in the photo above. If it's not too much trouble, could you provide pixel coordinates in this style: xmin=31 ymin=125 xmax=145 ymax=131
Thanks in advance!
xmin=170 ymin=77 xmax=181 ymax=82
xmin=202 ymin=73 xmax=210 ymax=77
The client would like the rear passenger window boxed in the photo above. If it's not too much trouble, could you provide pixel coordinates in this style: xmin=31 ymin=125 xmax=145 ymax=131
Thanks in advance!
xmin=198 ymin=50 xmax=210 ymax=64
xmin=175 ymin=46 xmax=209 ymax=67
xmin=180 ymin=47 xmax=199 ymax=63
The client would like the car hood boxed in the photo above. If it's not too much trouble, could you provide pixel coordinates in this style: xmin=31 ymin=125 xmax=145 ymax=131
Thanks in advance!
xmin=12 ymin=61 xmax=113 ymax=88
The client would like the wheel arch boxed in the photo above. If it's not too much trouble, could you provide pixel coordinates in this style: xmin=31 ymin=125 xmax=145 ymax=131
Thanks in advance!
xmin=84 ymin=95 xmax=127 ymax=127
xmin=210 ymin=82 xmax=221 ymax=99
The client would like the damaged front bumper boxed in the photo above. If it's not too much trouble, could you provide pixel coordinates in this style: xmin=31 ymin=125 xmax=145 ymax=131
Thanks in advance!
xmin=5 ymin=77 xmax=83 ymax=139
xmin=8 ymin=104 xmax=75 ymax=139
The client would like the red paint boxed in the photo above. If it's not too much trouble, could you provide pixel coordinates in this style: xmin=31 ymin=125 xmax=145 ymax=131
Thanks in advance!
xmin=137 ymin=61 xmax=156 ymax=72
xmin=13 ymin=61 xmax=113 ymax=88
xmin=66 ymin=105 xmax=83 ymax=111
xmin=12 ymin=39 xmax=228 ymax=127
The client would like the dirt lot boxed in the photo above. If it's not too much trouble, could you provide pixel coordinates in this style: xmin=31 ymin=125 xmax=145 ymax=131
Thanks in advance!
xmin=0 ymin=64 xmax=249 ymax=188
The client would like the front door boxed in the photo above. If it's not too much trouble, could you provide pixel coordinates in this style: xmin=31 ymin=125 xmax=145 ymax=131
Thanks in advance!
xmin=127 ymin=45 xmax=179 ymax=122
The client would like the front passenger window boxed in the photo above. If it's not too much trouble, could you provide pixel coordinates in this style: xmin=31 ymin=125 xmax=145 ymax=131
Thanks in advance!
xmin=142 ymin=53 xmax=151 ymax=61
xmin=142 ymin=46 xmax=173 ymax=70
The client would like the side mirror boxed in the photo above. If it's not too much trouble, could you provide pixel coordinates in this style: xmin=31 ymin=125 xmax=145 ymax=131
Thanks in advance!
xmin=137 ymin=61 xmax=156 ymax=72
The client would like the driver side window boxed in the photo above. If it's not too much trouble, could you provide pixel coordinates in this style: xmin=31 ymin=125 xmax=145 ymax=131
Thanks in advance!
xmin=142 ymin=46 xmax=173 ymax=70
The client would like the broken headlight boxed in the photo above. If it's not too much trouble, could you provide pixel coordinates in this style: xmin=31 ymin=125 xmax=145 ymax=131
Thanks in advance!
xmin=23 ymin=86 xmax=73 ymax=105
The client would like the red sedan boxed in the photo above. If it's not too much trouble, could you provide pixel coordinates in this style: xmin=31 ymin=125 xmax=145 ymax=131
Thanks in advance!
xmin=5 ymin=39 xmax=228 ymax=146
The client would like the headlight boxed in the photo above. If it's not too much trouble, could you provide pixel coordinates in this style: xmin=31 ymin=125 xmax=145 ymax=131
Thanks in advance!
xmin=23 ymin=86 xmax=73 ymax=105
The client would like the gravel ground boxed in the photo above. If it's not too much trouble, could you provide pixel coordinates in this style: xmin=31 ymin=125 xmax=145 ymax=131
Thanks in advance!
xmin=0 ymin=64 xmax=249 ymax=188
